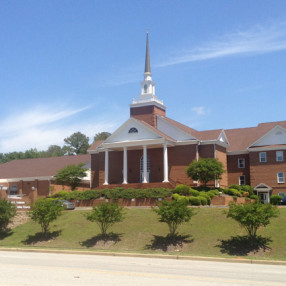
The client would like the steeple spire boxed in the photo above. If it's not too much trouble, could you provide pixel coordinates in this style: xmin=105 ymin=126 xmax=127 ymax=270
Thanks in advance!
xmin=130 ymin=33 xmax=166 ymax=112
xmin=145 ymin=32 xmax=151 ymax=74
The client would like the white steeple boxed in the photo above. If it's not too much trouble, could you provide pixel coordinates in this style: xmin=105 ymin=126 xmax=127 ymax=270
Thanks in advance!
xmin=131 ymin=33 xmax=166 ymax=110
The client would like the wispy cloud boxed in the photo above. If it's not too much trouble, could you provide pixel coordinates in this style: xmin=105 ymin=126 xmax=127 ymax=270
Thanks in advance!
xmin=0 ymin=105 xmax=123 ymax=153
xmin=192 ymin=106 xmax=207 ymax=116
xmin=156 ymin=21 xmax=286 ymax=67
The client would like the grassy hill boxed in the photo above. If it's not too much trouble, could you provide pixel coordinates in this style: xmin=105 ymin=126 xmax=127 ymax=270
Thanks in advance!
xmin=1 ymin=207 xmax=286 ymax=261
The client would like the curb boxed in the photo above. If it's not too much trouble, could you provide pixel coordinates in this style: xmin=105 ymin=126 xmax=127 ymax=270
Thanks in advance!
xmin=1 ymin=247 xmax=286 ymax=266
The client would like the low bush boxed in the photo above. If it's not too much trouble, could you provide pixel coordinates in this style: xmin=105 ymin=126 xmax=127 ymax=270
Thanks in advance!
xmin=173 ymin=184 xmax=191 ymax=195
xmin=189 ymin=188 xmax=200 ymax=197
xmin=250 ymin=194 xmax=260 ymax=202
xmin=223 ymin=188 xmax=241 ymax=197
xmin=189 ymin=196 xmax=201 ymax=206
xmin=270 ymin=195 xmax=283 ymax=205
xmin=53 ymin=188 xmax=172 ymax=201
xmin=198 ymin=196 xmax=208 ymax=206
xmin=241 ymin=185 xmax=254 ymax=196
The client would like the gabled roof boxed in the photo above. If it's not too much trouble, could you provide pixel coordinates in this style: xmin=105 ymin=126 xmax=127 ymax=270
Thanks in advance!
xmin=162 ymin=116 xmax=223 ymax=141
xmin=225 ymin=121 xmax=286 ymax=152
xmin=0 ymin=154 xmax=90 ymax=180
xmin=88 ymin=140 xmax=104 ymax=151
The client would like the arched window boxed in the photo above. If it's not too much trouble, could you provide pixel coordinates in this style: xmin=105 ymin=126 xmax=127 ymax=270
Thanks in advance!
xmin=128 ymin=127 xmax=138 ymax=134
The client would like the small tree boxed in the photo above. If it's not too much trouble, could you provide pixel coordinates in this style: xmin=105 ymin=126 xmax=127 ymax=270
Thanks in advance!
xmin=153 ymin=200 xmax=196 ymax=237
xmin=86 ymin=203 xmax=124 ymax=236
xmin=30 ymin=199 xmax=63 ymax=235
xmin=226 ymin=202 xmax=279 ymax=244
xmin=186 ymin=158 xmax=225 ymax=186
xmin=0 ymin=199 xmax=16 ymax=232
xmin=55 ymin=163 xmax=88 ymax=190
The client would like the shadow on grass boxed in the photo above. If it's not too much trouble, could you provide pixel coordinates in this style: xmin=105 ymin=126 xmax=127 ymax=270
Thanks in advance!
xmin=145 ymin=234 xmax=193 ymax=252
xmin=80 ymin=232 xmax=122 ymax=248
xmin=0 ymin=230 xmax=13 ymax=240
xmin=217 ymin=235 xmax=272 ymax=256
xmin=22 ymin=230 xmax=62 ymax=245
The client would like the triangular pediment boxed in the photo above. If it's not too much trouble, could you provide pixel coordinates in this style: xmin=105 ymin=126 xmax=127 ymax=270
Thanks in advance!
xmin=249 ymin=125 xmax=286 ymax=148
xmin=157 ymin=116 xmax=196 ymax=141
xmin=218 ymin=130 xmax=229 ymax=146
xmin=104 ymin=118 xmax=162 ymax=144
xmin=254 ymin=183 xmax=272 ymax=191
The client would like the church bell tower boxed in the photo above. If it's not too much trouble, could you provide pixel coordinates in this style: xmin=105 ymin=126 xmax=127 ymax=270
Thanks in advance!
xmin=130 ymin=33 xmax=166 ymax=127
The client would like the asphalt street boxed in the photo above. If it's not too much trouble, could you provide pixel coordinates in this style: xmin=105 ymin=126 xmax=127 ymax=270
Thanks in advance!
xmin=0 ymin=251 xmax=285 ymax=286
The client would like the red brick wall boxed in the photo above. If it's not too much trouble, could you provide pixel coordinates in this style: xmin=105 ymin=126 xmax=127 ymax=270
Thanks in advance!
xmin=215 ymin=145 xmax=228 ymax=187
xmin=130 ymin=105 xmax=166 ymax=127
xmin=168 ymin=145 xmax=197 ymax=185
xmin=227 ymin=154 xmax=250 ymax=186
xmin=199 ymin=144 xmax=215 ymax=159
xmin=249 ymin=150 xmax=286 ymax=194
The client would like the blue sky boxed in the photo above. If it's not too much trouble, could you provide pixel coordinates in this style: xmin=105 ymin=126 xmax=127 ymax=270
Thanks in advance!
xmin=1 ymin=0 xmax=286 ymax=153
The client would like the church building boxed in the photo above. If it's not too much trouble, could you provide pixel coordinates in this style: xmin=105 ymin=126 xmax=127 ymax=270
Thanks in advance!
xmin=88 ymin=34 xmax=286 ymax=204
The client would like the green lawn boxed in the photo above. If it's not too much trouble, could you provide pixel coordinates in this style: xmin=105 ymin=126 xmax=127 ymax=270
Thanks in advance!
xmin=1 ymin=207 xmax=286 ymax=261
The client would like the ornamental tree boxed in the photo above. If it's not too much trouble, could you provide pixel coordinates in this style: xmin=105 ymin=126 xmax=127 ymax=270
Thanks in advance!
xmin=55 ymin=163 xmax=88 ymax=190
xmin=226 ymin=202 xmax=279 ymax=243
xmin=186 ymin=158 xmax=225 ymax=186
xmin=0 ymin=199 xmax=16 ymax=232
xmin=30 ymin=198 xmax=63 ymax=235
xmin=86 ymin=203 xmax=125 ymax=236
xmin=152 ymin=200 xmax=196 ymax=237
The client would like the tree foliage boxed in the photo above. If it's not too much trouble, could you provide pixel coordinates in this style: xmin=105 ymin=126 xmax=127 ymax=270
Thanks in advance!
xmin=93 ymin=132 xmax=111 ymax=142
xmin=153 ymin=200 xmax=196 ymax=237
xmin=64 ymin=132 xmax=90 ymax=155
xmin=226 ymin=202 xmax=279 ymax=241
xmin=55 ymin=164 xmax=88 ymax=190
xmin=86 ymin=203 xmax=124 ymax=236
xmin=186 ymin=158 xmax=225 ymax=186
xmin=29 ymin=198 xmax=63 ymax=234
xmin=0 ymin=199 xmax=16 ymax=232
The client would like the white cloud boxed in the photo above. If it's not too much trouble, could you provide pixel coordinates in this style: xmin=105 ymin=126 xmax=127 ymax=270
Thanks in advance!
xmin=192 ymin=106 xmax=206 ymax=116
xmin=0 ymin=105 xmax=123 ymax=153
xmin=156 ymin=21 xmax=286 ymax=67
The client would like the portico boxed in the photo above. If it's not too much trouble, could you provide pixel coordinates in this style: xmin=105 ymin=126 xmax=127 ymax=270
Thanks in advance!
xmin=99 ymin=138 xmax=171 ymax=186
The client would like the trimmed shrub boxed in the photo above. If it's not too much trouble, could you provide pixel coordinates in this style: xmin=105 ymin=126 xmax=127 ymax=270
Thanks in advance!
xmin=229 ymin=184 xmax=241 ymax=191
xmin=223 ymin=188 xmax=241 ymax=197
xmin=198 ymin=196 xmax=207 ymax=206
xmin=241 ymin=185 xmax=254 ymax=196
xmin=250 ymin=194 xmax=260 ymax=202
xmin=174 ymin=184 xmax=191 ymax=195
xmin=189 ymin=196 xmax=201 ymax=206
xmin=189 ymin=188 xmax=200 ymax=197
xmin=270 ymin=195 xmax=283 ymax=205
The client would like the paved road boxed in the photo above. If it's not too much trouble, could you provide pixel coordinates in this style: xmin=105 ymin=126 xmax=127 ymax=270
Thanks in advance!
xmin=0 ymin=251 xmax=285 ymax=286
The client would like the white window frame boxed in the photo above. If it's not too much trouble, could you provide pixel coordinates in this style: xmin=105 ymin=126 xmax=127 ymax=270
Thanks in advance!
xmin=277 ymin=172 xmax=285 ymax=184
xmin=239 ymin=175 xmax=245 ymax=186
xmin=259 ymin=152 xmax=267 ymax=163
xmin=238 ymin=158 xmax=245 ymax=168
xmin=278 ymin=193 xmax=285 ymax=198
xmin=276 ymin=151 xmax=284 ymax=162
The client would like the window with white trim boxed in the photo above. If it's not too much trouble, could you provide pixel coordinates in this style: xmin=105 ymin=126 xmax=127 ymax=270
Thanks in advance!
xmin=259 ymin=152 xmax=267 ymax=163
xmin=276 ymin=151 xmax=284 ymax=162
xmin=238 ymin=158 xmax=245 ymax=168
xmin=239 ymin=175 xmax=245 ymax=186
xmin=277 ymin=172 xmax=285 ymax=184
xmin=278 ymin=193 xmax=285 ymax=198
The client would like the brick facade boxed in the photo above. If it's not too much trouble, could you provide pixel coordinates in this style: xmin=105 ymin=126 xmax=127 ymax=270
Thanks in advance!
xmin=130 ymin=105 xmax=166 ymax=128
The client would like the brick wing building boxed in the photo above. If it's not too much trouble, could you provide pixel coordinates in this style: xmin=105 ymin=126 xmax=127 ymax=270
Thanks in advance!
xmin=88 ymin=34 xmax=286 ymax=204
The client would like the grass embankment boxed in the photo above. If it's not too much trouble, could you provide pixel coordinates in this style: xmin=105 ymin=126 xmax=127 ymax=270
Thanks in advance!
xmin=1 ymin=208 xmax=286 ymax=261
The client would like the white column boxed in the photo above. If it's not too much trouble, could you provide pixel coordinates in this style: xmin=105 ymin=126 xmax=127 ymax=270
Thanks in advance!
xmin=123 ymin=147 xmax=128 ymax=184
xmin=163 ymin=142 xmax=169 ymax=183
xmin=103 ymin=149 xmax=109 ymax=185
xmin=143 ymin=145 xmax=148 ymax=183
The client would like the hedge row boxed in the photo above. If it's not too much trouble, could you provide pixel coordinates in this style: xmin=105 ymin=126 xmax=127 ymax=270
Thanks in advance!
xmin=51 ymin=188 xmax=173 ymax=201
